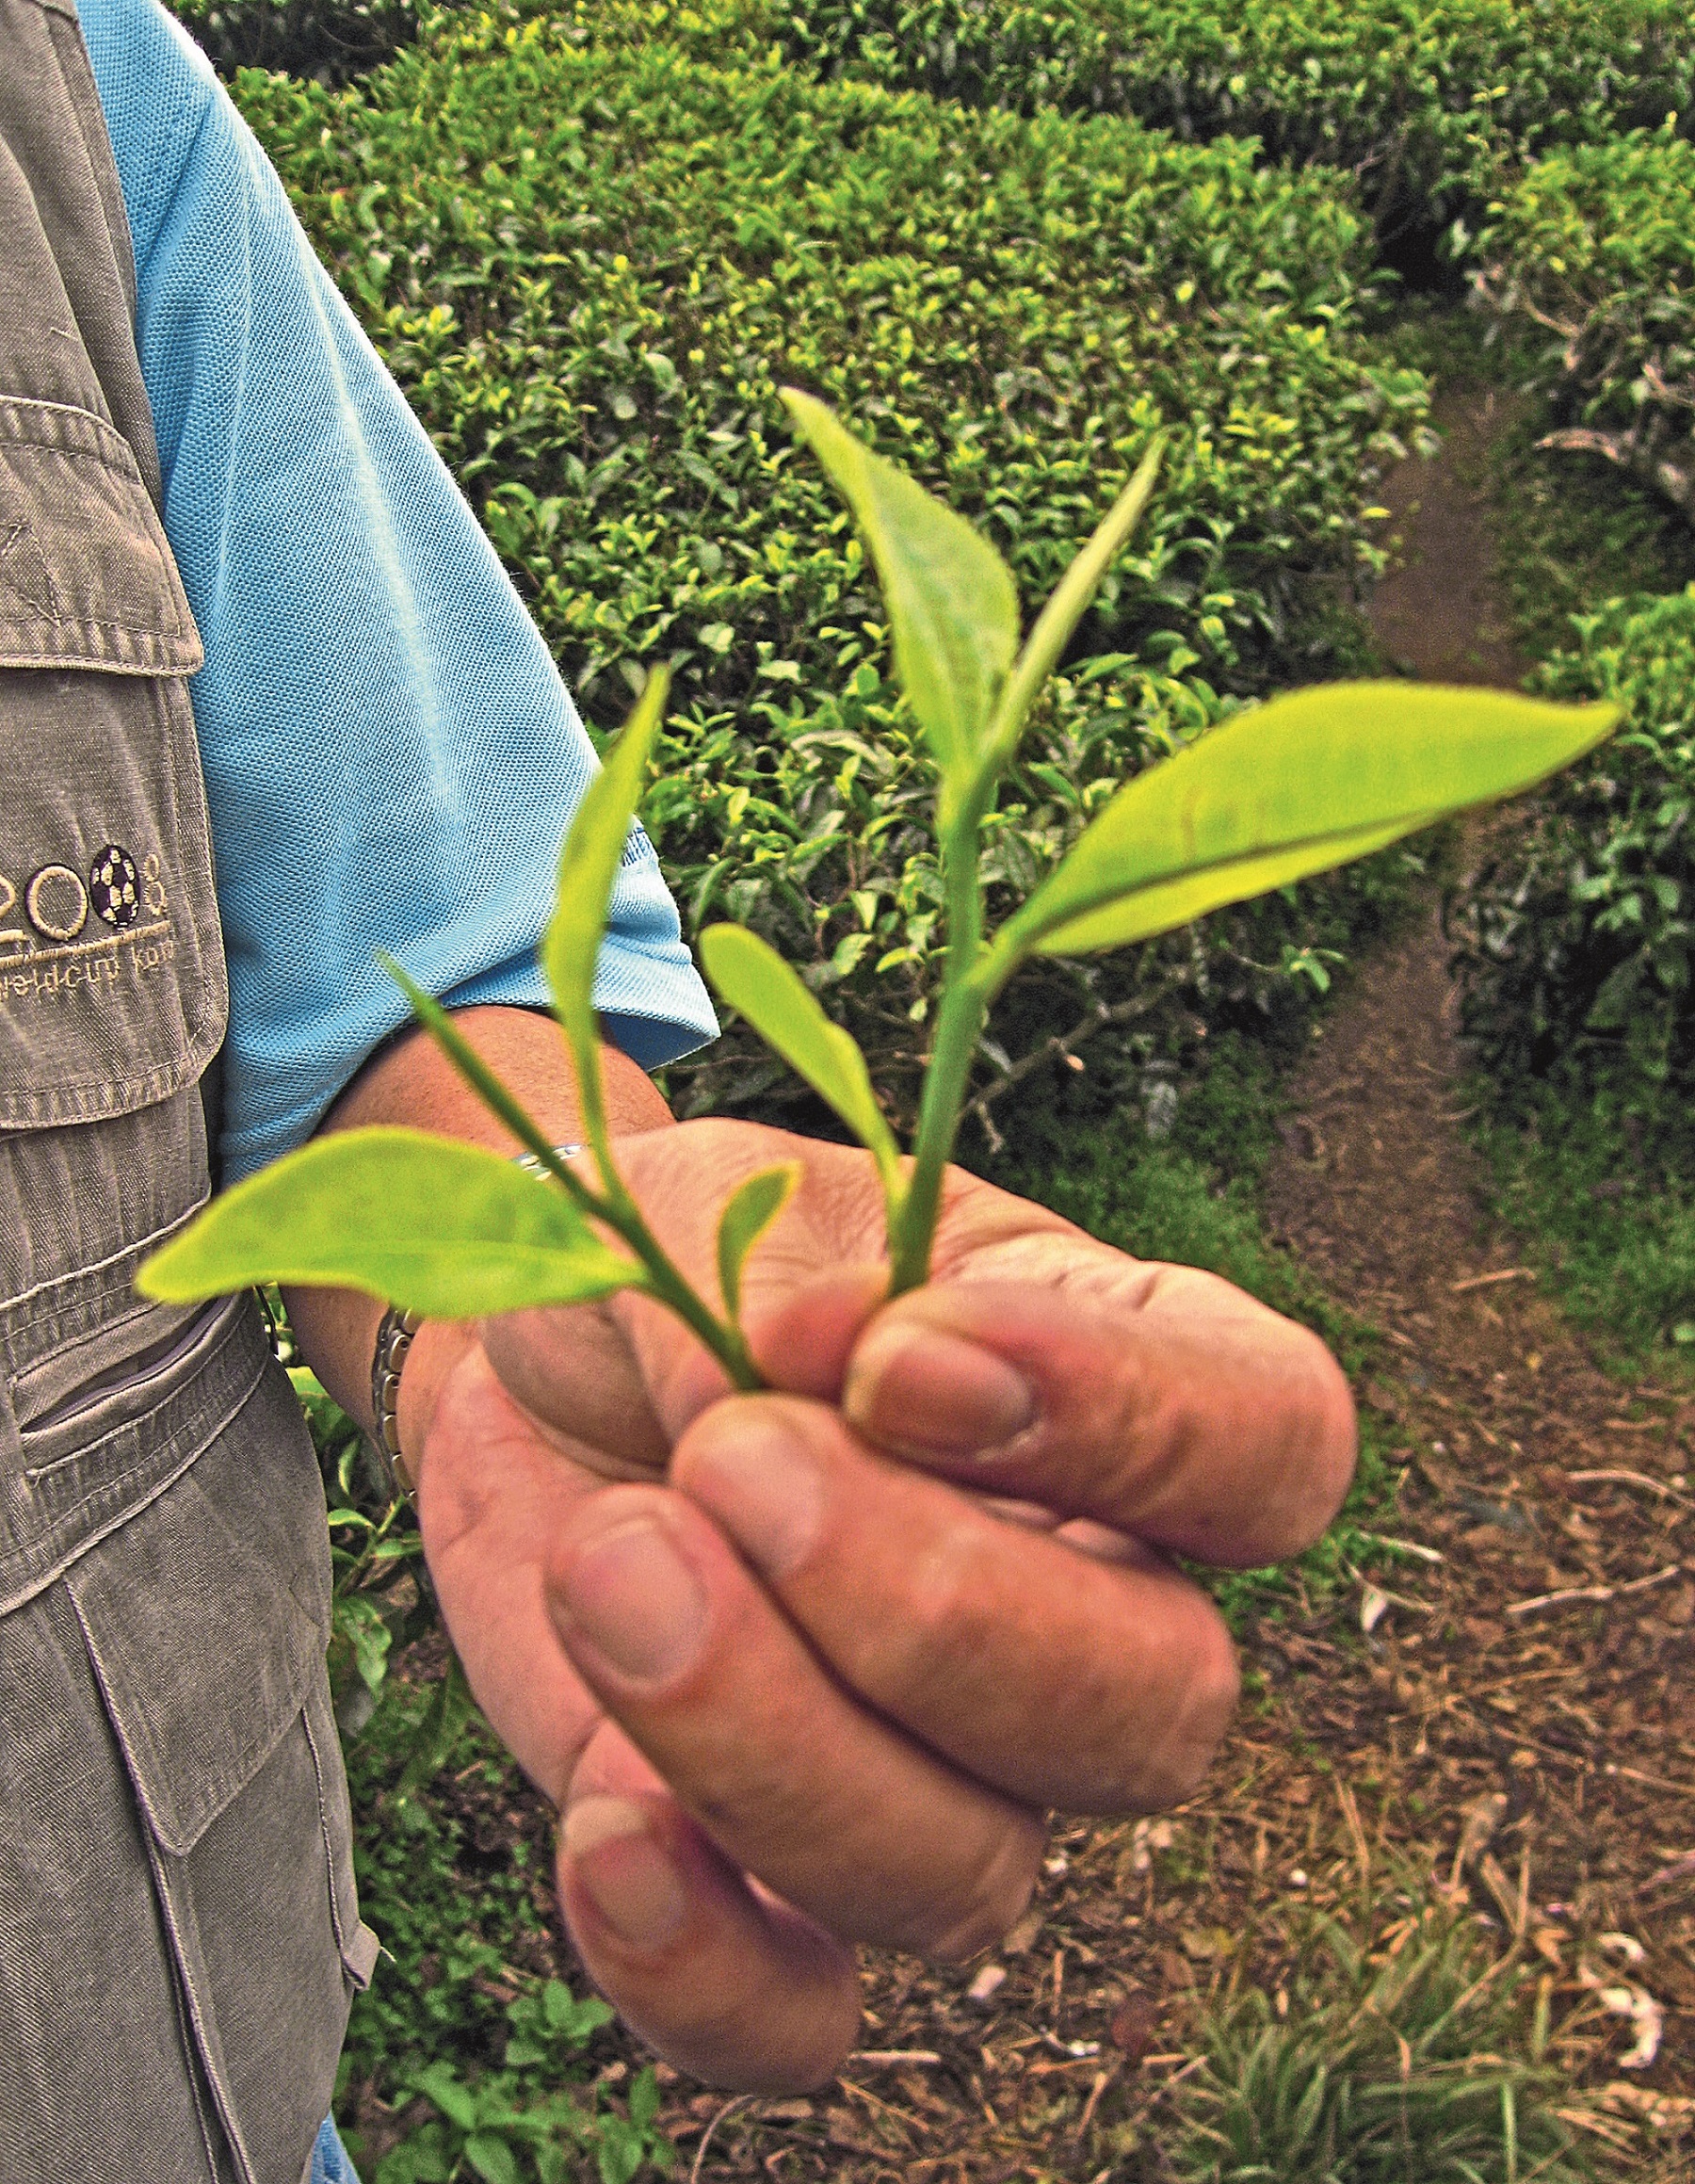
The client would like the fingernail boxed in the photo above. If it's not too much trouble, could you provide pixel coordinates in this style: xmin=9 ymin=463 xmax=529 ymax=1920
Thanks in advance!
xmin=564 ymin=1796 xmax=686 ymax=1953
xmin=844 ymin=1321 xmax=1038 ymax=1457
xmin=555 ymin=1515 xmax=707 ymax=1682
xmin=686 ymin=1414 xmax=824 ymax=1582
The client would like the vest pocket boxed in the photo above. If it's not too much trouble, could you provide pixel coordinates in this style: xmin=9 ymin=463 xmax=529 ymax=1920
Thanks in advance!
xmin=0 ymin=395 xmax=227 ymax=1130
xmin=62 ymin=1344 xmax=376 ymax=2181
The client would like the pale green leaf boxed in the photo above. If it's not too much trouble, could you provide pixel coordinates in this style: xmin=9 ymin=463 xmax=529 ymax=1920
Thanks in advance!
xmin=698 ymin=924 xmax=903 ymax=1195
xmin=1034 ymin=817 xmax=1414 ymax=953
xmin=542 ymin=668 xmax=670 ymax=1076
xmin=412 ymin=2063 xmax=479 ymax=2134
xmin=137 ymin=1127 xmax=641 ymax=1318
xmin=997 ymin=682 xmax=1620 ymax=963
xmin=716 ymin=1161 xmax=801 ymax=1319
xmin=990 ymin=440 xmax=1165 ymax=765
xmin=781 ymin=388 xmax=1017 ymax=777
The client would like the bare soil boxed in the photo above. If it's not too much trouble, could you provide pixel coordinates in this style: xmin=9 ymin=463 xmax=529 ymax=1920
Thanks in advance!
xmin=357 ymin=397 xmax=1695 ymax=2178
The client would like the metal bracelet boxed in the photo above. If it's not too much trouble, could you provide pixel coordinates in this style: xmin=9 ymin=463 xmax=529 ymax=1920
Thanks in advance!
xmin=368 ymin=1142 xmax=584 ymax=1498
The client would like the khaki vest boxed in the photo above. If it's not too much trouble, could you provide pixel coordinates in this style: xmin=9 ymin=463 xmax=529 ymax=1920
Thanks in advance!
xmin=0 ymin=5 xmax=376 ymax=2176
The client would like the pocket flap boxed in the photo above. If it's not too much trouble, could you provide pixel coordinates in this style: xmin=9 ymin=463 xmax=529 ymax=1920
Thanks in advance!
xmin=66 ymin=1356 xmax=330 ymax=1857
xmin=0 ymin=395 xmax=202 ymax=675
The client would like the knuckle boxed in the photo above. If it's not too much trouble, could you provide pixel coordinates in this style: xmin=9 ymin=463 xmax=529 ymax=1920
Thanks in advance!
xmin=893 ymin=1523 xmax=998 ymax=1667
xmin=922 ymin=1812 xmax=1046 ymax=1964
xmin=1138 ymin=1625 xmax=1241 ymax=1810
xmin=1286 ymin=1336 xmax=1360 ymax=1539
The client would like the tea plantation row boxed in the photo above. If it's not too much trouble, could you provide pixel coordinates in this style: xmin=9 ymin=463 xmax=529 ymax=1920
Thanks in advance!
xmin=233 ymin=11 xmax=1430 ymax=1119
xmin=589 ymin=0 xmax=1695 ymax=230
xmin=1453 ymin=130 xmax=1695 ymax=1180
xmin=202 ymin=0 xmax=1695 ymax=1286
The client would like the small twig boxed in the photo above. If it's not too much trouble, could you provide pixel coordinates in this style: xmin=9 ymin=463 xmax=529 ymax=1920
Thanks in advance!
xmin=1604 ymin=1757 xmax=1695 ymax=1795
xmin=1567 ymin=1468 xmax=1693 ymax=1510
xmin=1345 ymin=1557 xmax=1433 ymax=1615
xmin=1075 ymin=2065 xmax=1116 ymax=2142
xmin=848 ymin=2048 xmax=943 ymax=2066
xmin=1639 ymin=1848 xmax=1695 ymax=1894
xmin=962 ymin=977 xmax=1177 ymax=1151
xmin=1359 ymin=1532 xmax=1445 ymax=1564
xmin=1506 ymin=1563 xmax=1683 ymax=1618
xmin=1449 ymin=1267 xmax=1532 ymax=1293
xmin=688 ymin=2094 xmax=760 ymax=2184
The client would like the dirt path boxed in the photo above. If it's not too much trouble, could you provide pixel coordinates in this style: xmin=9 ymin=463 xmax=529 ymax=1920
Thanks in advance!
xmin=1256 ymin=390 xmax=1695 ymax=2133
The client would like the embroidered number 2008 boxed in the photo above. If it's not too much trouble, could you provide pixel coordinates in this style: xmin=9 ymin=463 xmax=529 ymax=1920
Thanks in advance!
xmin=0 ymin=843 xmax=160 ymax=956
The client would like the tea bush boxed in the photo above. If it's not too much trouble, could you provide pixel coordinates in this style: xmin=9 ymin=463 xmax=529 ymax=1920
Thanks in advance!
xmin=234 ymin=21 xmax=1429 ymax=1116
xmin=1469 ymin=126 xmax=1695 ymax=525
xmin=584 ymin=0 xmax=1695 ymax=231
xmin=1452 ymin=583 xmax=1695 ymax=1113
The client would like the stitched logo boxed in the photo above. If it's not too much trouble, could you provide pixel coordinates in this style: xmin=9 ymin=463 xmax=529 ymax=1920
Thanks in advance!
xmin=25 ymin=866 xmax=87 ymax=942
xmin=89 ymin=845 xmax=140 ymax=929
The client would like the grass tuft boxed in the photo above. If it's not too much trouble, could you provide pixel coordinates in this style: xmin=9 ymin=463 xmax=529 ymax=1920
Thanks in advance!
xmin=1171 ymin=1885 xmax=1598 ymax=2184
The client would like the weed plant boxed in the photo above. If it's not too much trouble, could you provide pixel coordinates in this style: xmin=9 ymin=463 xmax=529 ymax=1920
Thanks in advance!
xmin=1171 ymin=1887 xmax=1595 ymax=2183
xmin=335 ymin=1682 xmax=672 ymax=2184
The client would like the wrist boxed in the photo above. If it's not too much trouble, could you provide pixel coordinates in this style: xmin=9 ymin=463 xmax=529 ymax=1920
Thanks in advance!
xmin=394 ymin=1318 xmax=480 ymax=1496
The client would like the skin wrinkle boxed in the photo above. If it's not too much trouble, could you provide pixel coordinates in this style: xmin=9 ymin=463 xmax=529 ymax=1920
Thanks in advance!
xmin=545 ymin=1476 xmax=1040 ymax=1956
xmin=750 ymin=1428 xmax=1235 ymax=1812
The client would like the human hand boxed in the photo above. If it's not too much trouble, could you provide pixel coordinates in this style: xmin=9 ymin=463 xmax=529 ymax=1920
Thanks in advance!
xmin=402 ymin=1118 xmax=1355 ymax=2092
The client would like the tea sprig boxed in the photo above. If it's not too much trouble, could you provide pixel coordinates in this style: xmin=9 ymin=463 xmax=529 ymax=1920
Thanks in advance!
xmin=140 ymin=396 xmax=1618 ymax=1386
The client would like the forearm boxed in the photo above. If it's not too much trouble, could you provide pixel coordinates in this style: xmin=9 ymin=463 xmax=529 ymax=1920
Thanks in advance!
xmin=282 ymin=1004 xmax=673 ymax=1446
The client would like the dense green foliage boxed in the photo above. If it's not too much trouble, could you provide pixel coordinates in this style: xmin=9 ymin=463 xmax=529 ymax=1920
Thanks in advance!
xmin=338 ymin=1684 xmax=672 ymax=2182
xmin=233 ymin=19 xmax=1429 ymax=1119
xmin=589 ymin=0 xmax=1695 ymax=230
xmin=1471 ymin=126 xmax=1695 ymax=520
xmin=1450 ymin=585 xmax=1695 ymax=1351
xmin=1456 ymin=586 xmax=1695 ymax=1100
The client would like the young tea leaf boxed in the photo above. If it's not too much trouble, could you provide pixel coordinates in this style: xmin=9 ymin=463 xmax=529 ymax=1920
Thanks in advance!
xmin=1028 ymin=817 xmax=1417 ymax=954
xmin=995 ymin=683 xmax=1621 ymax=964
xmin=781 ymin=388 xmax=1017 ymax=782
xmin=137 ymin=1127 xmax=642 ymax=1318
xmin=698 ymin=923 xmax=904 ymax=1199
xmin=715 ymin=1160 xmax=802 ymax=1319
xmin=542 ymin=667 xmax=670 ymax=1088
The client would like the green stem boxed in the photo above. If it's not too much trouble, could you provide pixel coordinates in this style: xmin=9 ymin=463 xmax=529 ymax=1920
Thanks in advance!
xmin=391 ymin=959 xmax=762 ymax=1390
xmin=593 ymin=1178 xmax=764 ymax=1391
xmin=887 ymin=789 xmax=993 ymax=1295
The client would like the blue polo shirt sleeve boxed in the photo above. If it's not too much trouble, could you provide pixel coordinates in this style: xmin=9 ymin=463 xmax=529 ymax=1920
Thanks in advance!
xmin=77 ymin=0 xmax=717 ymax=1182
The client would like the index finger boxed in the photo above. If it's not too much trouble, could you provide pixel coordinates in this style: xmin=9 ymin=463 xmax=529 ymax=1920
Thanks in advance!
xmin=837 ymin=1270 xmax=1356 ymax=1567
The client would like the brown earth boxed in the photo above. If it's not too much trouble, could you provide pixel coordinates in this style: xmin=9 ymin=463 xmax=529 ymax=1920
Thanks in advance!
xmin=352 ymin=398 xmax=1695 ymax=2178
